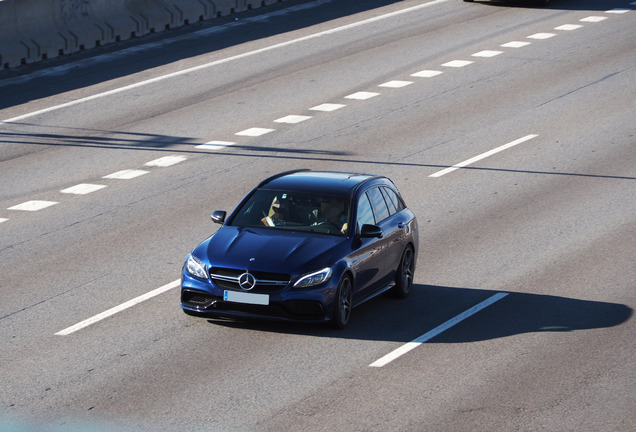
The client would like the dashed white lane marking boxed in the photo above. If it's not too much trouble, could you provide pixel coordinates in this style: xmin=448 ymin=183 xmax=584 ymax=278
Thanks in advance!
xmin=442 ymin=60 xmax=473 ymax=68
xmin=411 ymin=70 xmax=443 ymax=78
xmin=607 ymin=8 xmax=630 ymax=13
xmin=145 ymin=155 xmax=187 ymax=167
xmin=501 ymin=41 xmax=531 ymax=48
xmin=472 ymin=50 xmax=503 ymax=58
xmin=274 ymin=115 xmax=312 ymax=124
xmin=0 ymin=218 xmax=9 ymax=224
xmin=103 ymin=169 xmax=149 ymax=180
xmin=345 ymin=91 xmax=380 ymax=100
xmin=528 ymin=32 xmax=557 ymax=40
xmin=370 ymin=292 xmax=509 ymax=367
xmin=196 ymin=140 xmax=236 ymax=150
xmin=310 ymin=103 xmax=346 ymax=112
xmin=581 ymin=16 xmax=608 ymax=22
xmin=55 ymin=279 xmax=180 ymax=335
xmin=429 ymin=134 xmax=538 ymax=178
xmin=8 ymin=200 xmax=59 ymax=211
xmin=379 ymin=80 xmax=413 ymax=88
xmin=236 ymin=127 xmax=275 ymax=137
xmin=61 ymin=184 xmax=108 ymax=195
xmin=555 ymin=24 xmax=583 ymax=31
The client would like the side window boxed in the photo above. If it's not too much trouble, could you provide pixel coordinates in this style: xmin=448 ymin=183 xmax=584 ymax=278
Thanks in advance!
xmin=380 ymin=187 xmax=397 ymax=215
xmin=366 ymin=187 xmax=390 ymax=223
xmin=382 ymin=187 xmax=404 ymax=214
xmin=356 ymin=193 xmax=375 ymax=229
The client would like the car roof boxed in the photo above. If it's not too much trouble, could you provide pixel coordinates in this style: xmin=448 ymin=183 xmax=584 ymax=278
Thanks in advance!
xmin=258 ymin=170 xmax=386 ymax=195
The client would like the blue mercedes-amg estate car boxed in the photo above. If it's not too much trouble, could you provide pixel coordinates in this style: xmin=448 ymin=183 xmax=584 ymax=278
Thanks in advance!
xmin=181 ymin=170 xmax=418 ymax=328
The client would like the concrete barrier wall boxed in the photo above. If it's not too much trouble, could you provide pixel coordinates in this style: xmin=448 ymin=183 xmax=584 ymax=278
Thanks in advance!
xmin=0 ymin=0 xmax=290 ymax=70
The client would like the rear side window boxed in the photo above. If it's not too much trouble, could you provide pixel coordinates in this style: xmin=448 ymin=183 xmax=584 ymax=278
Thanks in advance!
xmin=381 ymin=187 xmax=404 ymax=214
xmin=366 ymin=187 xmax=390 ymax=223
xmin=380 ymin=187 xmax=397 ymax=215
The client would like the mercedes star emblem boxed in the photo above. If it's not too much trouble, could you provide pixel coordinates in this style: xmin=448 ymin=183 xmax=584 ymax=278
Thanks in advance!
xmin=238 ymin=272 xmax=256 ymax=291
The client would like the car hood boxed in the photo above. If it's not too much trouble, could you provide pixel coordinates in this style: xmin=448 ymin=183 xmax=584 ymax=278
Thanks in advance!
xmin=195 ymin=226 xmax=347 ymax=275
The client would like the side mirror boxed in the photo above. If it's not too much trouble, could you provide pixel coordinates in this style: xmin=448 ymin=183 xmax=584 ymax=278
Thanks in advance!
xmin=211 ymin=210 xmax=226 ymax=225
xmin=360 ymin=224 xmax=383 ymax=239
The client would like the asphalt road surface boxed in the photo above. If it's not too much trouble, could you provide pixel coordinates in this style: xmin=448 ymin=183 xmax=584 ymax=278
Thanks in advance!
xmin=1 ymin=0 xmax=634 ymax=431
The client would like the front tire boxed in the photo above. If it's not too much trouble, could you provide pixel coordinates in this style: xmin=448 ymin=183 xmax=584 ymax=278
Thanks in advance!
xmin=332 ymin=275 xmax=353 ymax=329
xmin=391 ymin=246 xmax=415 ymax=298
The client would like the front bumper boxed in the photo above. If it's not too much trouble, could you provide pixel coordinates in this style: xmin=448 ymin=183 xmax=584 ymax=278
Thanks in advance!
xmin=181 ymin=269 xmax=337 ymax=323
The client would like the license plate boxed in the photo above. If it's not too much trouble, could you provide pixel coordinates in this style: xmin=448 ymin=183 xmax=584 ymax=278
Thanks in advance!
xmin=224 ymin=290 xmax=269 ymax=306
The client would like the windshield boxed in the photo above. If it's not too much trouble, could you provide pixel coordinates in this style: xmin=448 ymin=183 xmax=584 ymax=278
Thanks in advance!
xmin=231 ymin=189 xmax=350 ymax=236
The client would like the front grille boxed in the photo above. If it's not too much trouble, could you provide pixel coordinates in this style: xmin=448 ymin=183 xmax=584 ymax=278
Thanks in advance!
xmin=209 ymin=267 xmax=290 ymax=293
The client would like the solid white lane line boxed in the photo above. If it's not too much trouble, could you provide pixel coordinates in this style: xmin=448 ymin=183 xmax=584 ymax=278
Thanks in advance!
xmin=310 ymin=103 xmax=346 ymax=112
xmin=103 ymin=169 xmax=149 ymax=180
xmin=145 ymin=155 xmax=187 ymax=167
xmin=196 ymin=140 xmax=236 ymax=150
xmin=1 ymin=0 xmax=450 ymax=124
xmin=235 ymin=128 xmax=275 ymax=136
xmin=429 ymin=134 xmax=538 ymax=178
xmin=8 ymin=200 xmax=59 ymax=211
xmin=370 ymin=292 xmax=509 ymax=367
xmin=61 ymin=184 xmax=108 ymax=195
xmin=55 ymin=279 xmax=180 ymax=335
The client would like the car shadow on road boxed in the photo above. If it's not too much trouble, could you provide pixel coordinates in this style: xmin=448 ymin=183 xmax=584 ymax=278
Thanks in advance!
xmin=206 ymin=284 xmax=632 ymax=343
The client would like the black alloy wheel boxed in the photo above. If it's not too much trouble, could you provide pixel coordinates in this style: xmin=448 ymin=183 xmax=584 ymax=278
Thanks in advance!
xmin=332 ymin=276 xmax=353 ymax=329
xmin=392 ymin=246 xmax=414 ymax=298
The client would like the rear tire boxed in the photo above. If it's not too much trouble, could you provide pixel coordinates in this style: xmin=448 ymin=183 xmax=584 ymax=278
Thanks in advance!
xmin=332 ymin=276 xmax=353 ymax=329
xmin=391 ymin=246 xmax=415 ymax=298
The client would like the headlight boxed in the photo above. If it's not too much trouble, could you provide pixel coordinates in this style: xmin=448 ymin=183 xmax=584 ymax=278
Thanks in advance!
xmin=294 ymin=267 xmax=332 ymax=288
xmin=185 ymin=254 xmax=208 ymax=280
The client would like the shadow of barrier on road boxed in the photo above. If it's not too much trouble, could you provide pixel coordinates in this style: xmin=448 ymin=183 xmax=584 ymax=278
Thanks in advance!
xmin=205 ymin=284 xmax=633 ymax=343
xmin=1 ymin=0 xmax=630 ymax=108
xmin=3 ymin=124 xmax=635 ymax=182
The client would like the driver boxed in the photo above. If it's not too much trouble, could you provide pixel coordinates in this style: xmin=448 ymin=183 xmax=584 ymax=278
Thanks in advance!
xmin=315 ymin=198 xmax=348 ymax=234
